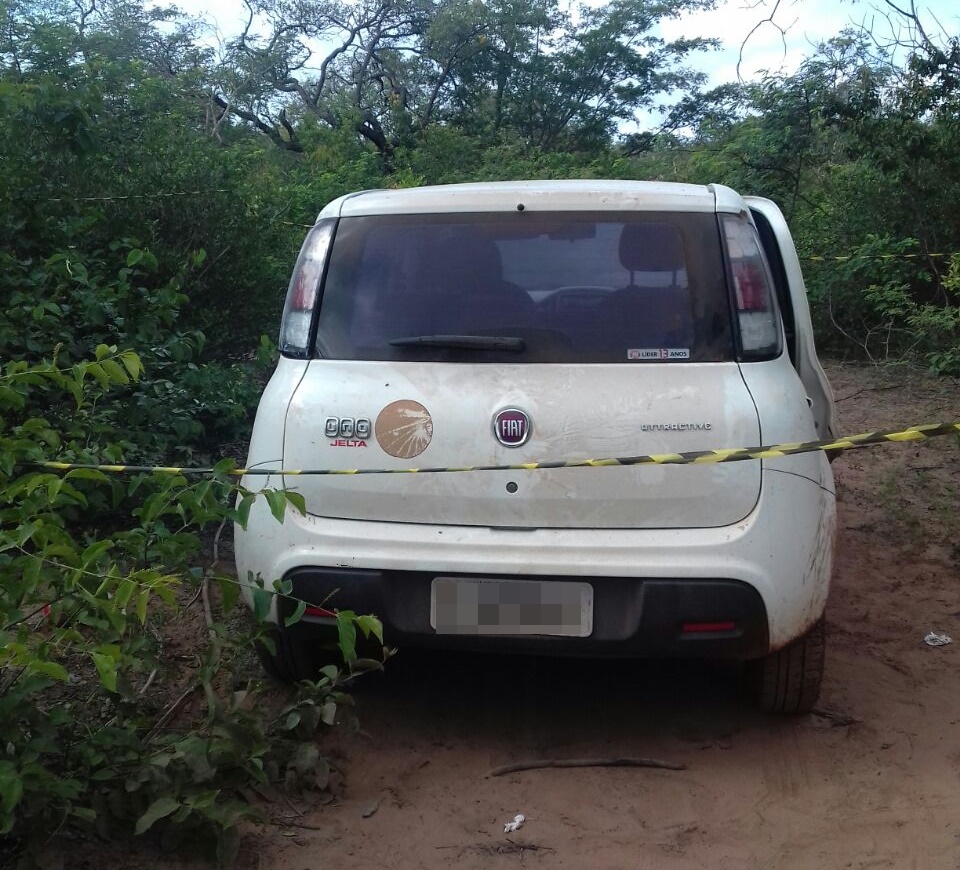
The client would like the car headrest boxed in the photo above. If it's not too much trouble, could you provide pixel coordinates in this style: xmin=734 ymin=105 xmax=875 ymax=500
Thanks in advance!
xmin=619 ymin=223 xmax=685 ymax=274
xmin=446 ymin=234 xmax=504 ymax=284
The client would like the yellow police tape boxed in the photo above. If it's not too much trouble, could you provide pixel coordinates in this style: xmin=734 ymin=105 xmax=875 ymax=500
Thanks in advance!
xmin=33 ymin=421 xmax=960 ymax=477
xmin=803 ymin=253 xmax=951 ymax=262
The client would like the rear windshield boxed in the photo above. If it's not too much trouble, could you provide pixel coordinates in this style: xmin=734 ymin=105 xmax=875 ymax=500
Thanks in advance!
xmin=314 ymin=211 xmax=734 ymax=363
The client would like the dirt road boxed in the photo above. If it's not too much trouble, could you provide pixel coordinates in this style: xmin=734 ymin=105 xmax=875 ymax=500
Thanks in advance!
xmin=256 ymin=363 xmax=959 ymax=870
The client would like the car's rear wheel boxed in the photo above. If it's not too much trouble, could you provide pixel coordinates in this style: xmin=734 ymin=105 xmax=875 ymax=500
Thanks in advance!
xmin=751 ymin=617 xmax=825 ymax=714
xmin=256 ymin=624 xmax=341 ymax=683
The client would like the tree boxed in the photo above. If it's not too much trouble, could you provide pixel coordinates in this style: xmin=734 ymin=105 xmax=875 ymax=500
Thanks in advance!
xmin=210 ymin=0 xmax=721 ymax=158
xmin=495 ymin=0 xmax=718 ymax=150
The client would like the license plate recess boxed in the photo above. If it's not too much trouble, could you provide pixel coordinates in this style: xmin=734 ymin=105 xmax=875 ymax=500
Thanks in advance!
xmin=430 ymin=577 xmax=593 ymax=637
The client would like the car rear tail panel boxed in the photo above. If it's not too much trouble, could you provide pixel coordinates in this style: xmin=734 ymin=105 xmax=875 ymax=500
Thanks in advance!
xmin=283 ymin=360 xmax=761 ymax=529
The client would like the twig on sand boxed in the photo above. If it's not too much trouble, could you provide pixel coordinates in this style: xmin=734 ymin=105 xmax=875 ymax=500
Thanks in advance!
xmin=483 ymin=842 xmax=555 ymax=855
xmin=142 ymin=684 xmax=197 ymax=743
xmin=201 ymin=576 xmax=215 ymax=638
xmin=488 ymin=757 xmax=686 ymax=777
xmin=265 ymin=818 xmax=327 ymax=830
xmin=811 ymin=708 xmax=862 ymax=727
xmin=836 ymin=383 xmax=902 ymax=403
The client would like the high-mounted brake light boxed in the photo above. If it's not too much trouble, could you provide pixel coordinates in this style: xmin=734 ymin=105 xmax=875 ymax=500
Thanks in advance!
xmin=279 ymin=219 xmax=336 ymax=357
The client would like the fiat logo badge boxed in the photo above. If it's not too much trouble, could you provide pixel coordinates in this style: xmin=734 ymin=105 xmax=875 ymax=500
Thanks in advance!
xmin=493 ymin=408 xmax=531 ymax=447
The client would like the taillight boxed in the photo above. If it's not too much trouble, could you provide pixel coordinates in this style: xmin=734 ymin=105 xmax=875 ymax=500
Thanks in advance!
xmin=722 ymin=215 xmax=782 ymax=359
xmin=682 ymin=621 xmax=737 ymax=634
xmin=731 ymin=260 xmax=768 ymax=311
xmin=279 ymin=219 xmax=336 ymax=357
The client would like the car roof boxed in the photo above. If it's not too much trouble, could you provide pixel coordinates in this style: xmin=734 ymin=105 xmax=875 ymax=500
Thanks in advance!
xmin=317 ymin=180 xmax=747 ymax=219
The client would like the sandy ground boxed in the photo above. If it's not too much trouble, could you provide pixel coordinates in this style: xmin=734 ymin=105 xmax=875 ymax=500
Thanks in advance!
xmin=56 ymin=362 xmax=960 ymax=870
xmin=257 ymin=362 xmax=960 ymax=870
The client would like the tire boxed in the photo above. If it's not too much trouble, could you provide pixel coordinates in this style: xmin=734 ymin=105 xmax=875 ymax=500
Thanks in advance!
xmin=751 ymin=617 xmax=825 ymax=714
xmin=256 ymin=624 xmax=342 ymax=683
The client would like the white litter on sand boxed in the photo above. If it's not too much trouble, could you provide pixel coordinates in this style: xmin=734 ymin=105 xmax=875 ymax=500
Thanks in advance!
xmin=924 ymin=630 xmax=952 ymax=647
xmin=504 ymin=814 xmax=525 ymax=833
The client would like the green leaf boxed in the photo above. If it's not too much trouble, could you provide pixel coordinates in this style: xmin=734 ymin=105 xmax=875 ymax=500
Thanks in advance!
xmin=284 ymin=600 xmax=306 ymax=627
xmin=251 ymin=586 xmax=272 ymax=622
xmin=114 ymin=578 xmax=135 ymax=609
xmin=235 ymin=493 xmax=254 ymax=529
xmin=355 ymin=614 xmax=383 ymax=643
xmin=153 ymin=583 xmax=177 ymax=607
xmin=258 ymin=634 xmax=276 ymax=657
xmin=0 ymin=762 xmax=23 ymax=813
xmin=285 ymin=710 xmax=301 ymax=730
xmin=320 ymin=700 xmax=337 ymax=727
xmin=213 ymin=457 xmax=237 ymax=475
xmin=45 ymin=476 xmax=63 ymax=503
xmin=262 ymin=488 xmax=286 ymax=523
xmin=186 ymin=790 xmax=220 ymax=810
xmin=100 ymin=358 xmax=129 ymax=385
xmin=135 ymin=588 xmax=149 ymax=625
xmin=86 ymin=363 xmax=110 ymax=389
xmin=217 ymin=575 xmax=240 ymax=614
xmin=81 ymin=539 xmax=114 ymax=565
xmin=284 ymin=490 xmax=306 ymax=516
xmin=134 ymin=796 xmax=181 ymax=835
xmin=27 ymin=660 xmax=69 ymax=682
xmin=90 ymin=651 xmax=118 ymax=693
xmin=120 ymin=352 xmax=143 ymax=381
xmin=126 ymin=248 xmax=144 ymax=267
xmin=336 ymin=611 xmax=357 ymax=664
xmin=66 ymin=468 xmax=110 ymax=483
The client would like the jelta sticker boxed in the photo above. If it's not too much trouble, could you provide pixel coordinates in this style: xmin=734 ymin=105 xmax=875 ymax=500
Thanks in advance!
xmin=375 ymin=400 xmax=434 ymax=458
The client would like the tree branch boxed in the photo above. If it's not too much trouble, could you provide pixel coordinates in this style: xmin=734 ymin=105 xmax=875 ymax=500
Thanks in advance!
xmin=211 ymin=93 xmax=303 ymax=151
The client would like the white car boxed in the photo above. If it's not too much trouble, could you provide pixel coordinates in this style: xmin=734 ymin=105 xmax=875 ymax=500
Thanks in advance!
xmin=235 ymin=180 xmax=836 ymax=713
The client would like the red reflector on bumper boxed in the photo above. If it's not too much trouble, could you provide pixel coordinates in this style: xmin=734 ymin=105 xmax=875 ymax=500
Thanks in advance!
xmin=682 ymin=621 xmax=736 ymax=633
xmin=305 ymin=605 xmax=337 ymax=618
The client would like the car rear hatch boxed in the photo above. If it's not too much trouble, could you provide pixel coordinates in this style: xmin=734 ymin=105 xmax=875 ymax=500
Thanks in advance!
xmin=280 ymin=205 xmax=765 ymax=530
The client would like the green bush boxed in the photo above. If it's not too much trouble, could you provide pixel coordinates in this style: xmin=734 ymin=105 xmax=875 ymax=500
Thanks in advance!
xmin=0 ymin=239 xmax=268 ymax=463
xmin=0 ymin=347 xmax=385 ymax=865
xmin=919 ymin=253 xmax=960 ymax=375
xmin=803 ymin=235 xmax=960 ymax=373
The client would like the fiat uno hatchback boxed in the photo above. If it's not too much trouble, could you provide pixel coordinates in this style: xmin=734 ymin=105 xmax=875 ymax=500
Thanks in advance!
xmin=235 ymin=180 xmax=837 ymax=713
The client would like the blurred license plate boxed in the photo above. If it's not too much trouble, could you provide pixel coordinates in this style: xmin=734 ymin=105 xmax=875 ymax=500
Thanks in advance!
xmin=431 ymin=578 xmax=593 ymax=637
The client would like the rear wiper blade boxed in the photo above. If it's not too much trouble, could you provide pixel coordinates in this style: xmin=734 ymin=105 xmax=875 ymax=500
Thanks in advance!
xmin=389 ymin=334 xmax=526 ymax=351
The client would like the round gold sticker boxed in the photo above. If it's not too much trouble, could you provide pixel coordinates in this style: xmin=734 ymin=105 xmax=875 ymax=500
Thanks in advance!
xmin=375 ymin=400 xmax=434 ymax=459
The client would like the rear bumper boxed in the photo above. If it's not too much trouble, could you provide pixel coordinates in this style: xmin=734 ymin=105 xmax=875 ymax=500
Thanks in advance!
xmin=235 ymin=461 xmax=835 ymax=655
xmin=280 ymin=567 xmax=769 ymax=658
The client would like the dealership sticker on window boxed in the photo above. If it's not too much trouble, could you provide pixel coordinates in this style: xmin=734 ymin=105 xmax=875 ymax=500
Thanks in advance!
xmin=628 ymin=348 xmax=690 ymax=361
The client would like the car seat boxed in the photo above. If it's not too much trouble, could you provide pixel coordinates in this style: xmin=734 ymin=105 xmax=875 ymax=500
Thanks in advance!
xmin=422 ymin=232 xmax=534 ymax=333
xmin=598 ymin=223 xmax=694 ymax=350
